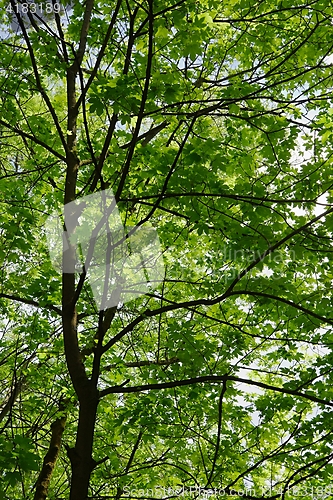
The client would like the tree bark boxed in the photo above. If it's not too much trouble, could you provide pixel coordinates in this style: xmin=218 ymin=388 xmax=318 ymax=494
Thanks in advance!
xmin=33 ymin=406 xmax=67 ymax=500
xmin=67 ymin=392 xmax=99 ymax=500
xmin=0 ymin=376 xmax=25 ymax=423
xmin=62 ymin=3 xmax=99 ymax=496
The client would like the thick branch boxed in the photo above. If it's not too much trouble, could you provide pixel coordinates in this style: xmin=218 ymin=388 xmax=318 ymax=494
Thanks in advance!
xmin=0 ymin=376 xmax=25 ymax=423
xmin=120 ymin=191 xmax=322 ymax=205
xmin=115 ymin=0 xmax=154 ymax=201
xmin=207 ymin=380 xmax=227 ymax=486
xmin=103 ymin=356 xmax=180 ymax=371
xmin=99 ymin=374 xmax=333 ymax=408
xmin=230 ymin=290 xmax=333 ymax=325
xmin=11 ymin=1 xmax=67 ymax=152
xmin=0 ymin=119 xmax=66 ymax=162
xmin=33 ymin=405 xmax=67 ymax=500
xmin=0 ymin=293 xmax=61 ymax=315
xmin=222 ymin=205 xmax=333 ymax=299
xmin=77 ymin=0 xmax=122 ymax=109
xmin=75 ymin=0 xmax=95 ymax=67
xmin=62 ymin=0 xmax=96 ymax=401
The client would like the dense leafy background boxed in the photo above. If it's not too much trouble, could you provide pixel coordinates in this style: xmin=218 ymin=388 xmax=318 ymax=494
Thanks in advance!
xmin=1 ymin=0 xmax=333 ymax=498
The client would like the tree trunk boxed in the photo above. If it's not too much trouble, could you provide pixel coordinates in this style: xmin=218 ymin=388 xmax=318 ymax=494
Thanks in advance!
xmin=62 ymin=3 xmax=100 ymax=497
xmin=68 ymin=391 xmax=99 ymax=500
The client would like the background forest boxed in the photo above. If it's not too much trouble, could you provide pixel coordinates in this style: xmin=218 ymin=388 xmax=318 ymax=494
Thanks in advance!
xmin=1 ymin=0 xmax=333 ymax=499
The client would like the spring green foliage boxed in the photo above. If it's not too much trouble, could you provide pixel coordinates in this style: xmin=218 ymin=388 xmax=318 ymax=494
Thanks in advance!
xmin=1 ymin=0 xmax=333 ymax=498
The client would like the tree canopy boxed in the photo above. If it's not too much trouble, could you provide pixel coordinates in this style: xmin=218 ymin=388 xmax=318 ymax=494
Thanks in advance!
xmin=1 ymin=0 xmax=333 ymax=498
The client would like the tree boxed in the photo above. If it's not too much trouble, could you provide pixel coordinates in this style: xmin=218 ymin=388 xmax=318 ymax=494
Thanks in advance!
xmin=1 ymin=0 xmax=333 ymax=498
